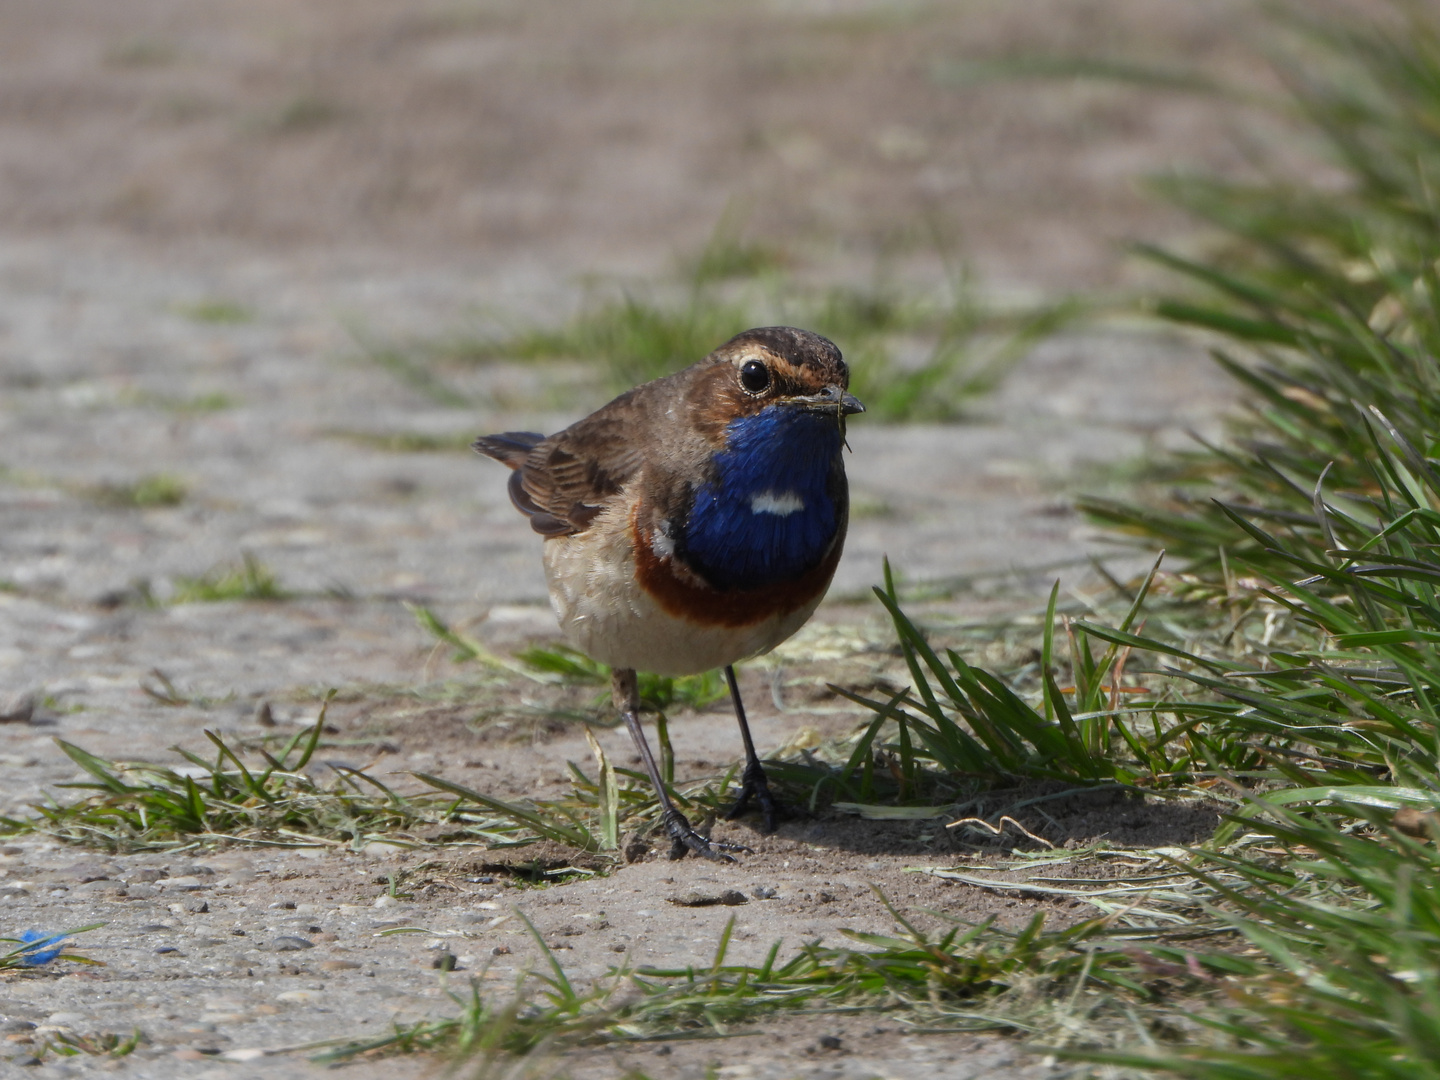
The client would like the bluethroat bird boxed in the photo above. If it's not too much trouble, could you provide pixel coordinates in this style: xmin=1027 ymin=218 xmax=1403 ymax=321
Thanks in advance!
xmin=475 ymin=326 xmax=863 ymax=862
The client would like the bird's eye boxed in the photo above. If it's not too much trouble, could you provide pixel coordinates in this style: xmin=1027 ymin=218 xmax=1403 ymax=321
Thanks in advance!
xmin=739 ymin=359 xmax=770 ymax=394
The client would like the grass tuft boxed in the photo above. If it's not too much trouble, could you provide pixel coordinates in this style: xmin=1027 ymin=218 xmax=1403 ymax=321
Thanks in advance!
xmin=459 ymin=279 xmax=1073 ymax=422
xmin=0 ymin=702 xmax=545 ymax=853
xmin=258 ymin=95 xmax=344 ymax=135
xmin=466 ymin=292 xmax=752 ymax=392
xmin=312 ymin=862 xmax=1261 ymax=1070
xmin=325 ymin=429 xmax=478 ymax=454
xmin=89 ymin=473 xmax=188 ymax=508
xmin=169 ymin=553 xmax=287 ymax=603
xmin=174 ymin=299 xmax=253 ymax=325
xmin=349 ymin=327 xmax=473 ymax=408
xmin=831 ymin=554 xmax=1169 ymax=799
xmin=685 ymin=211 xmax=789 ymax=285
xmin=515 ymin=644 xmax=728 ymax=714
xmin=359 ymin=216 xmax=1074 ymax=421
xmin=120 ymin=388 xmax=237 ymax=413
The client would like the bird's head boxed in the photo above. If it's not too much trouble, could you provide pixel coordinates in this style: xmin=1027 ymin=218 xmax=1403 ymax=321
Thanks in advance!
xmin=689 ymin=326 xmax=864 ymax=440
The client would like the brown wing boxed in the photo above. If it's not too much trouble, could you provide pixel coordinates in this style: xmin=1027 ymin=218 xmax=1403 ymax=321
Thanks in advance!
xmin=474 ymin=431 xmax=568 ymax=533
xmin=475 ymin=392 xmax=649 ymax=536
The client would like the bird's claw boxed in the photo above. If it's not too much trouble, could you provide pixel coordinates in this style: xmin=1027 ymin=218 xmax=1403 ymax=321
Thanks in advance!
xmin=725 ymin=759 xmax=781 ymax=833
xmin=662 ymin=808 xmax=752 ymax=863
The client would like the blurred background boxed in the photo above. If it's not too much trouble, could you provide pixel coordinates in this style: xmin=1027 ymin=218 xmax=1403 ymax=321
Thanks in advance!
xmin=0 ymin=0 xmax=1299 ymax=708
xmin=2 ymin=0 xmax=1272 ymax=288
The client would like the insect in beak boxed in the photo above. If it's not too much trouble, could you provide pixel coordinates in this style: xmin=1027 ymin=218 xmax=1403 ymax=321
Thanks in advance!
xmin=788 ymin=384 xmax=865 ymax=416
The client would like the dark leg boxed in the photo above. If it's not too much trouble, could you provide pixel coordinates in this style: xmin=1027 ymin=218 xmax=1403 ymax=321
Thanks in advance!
xmin=612 ymin=669 xmax=751 ymax=863
xmin=723 ymin=665 xmax=780 ymax=833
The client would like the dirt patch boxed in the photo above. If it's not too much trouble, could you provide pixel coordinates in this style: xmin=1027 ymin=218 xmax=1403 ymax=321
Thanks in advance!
xmin=0 ymin=787 xmax=1212 ymax=1078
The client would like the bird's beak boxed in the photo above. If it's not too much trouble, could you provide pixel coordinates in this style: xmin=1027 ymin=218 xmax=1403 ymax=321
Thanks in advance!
xmin=790 ymin=385 xmax=865 ymax=415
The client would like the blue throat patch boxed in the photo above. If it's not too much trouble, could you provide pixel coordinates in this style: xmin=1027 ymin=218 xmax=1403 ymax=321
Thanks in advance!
xmin=682 ymin=405 xmax=844 ymax=590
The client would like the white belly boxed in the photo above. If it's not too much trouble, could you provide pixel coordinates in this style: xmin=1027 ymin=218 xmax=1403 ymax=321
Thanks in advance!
xmin=540 ymin=504 xmax=824 ymax=677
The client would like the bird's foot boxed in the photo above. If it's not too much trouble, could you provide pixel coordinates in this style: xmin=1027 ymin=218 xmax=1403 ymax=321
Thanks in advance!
xmin=725 ymin=759 xmax=782 ymax=833
xmin=662 ymin=808 xmax=752 ymax=863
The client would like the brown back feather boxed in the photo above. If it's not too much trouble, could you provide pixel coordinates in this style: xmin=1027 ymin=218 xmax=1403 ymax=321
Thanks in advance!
xmin=473 ymin=326 xmax=847 ymax=538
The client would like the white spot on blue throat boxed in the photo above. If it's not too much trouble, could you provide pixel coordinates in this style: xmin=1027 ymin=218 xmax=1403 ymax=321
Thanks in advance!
xmin=683 ymin=405 xmax=843 ymax=589
xmin=750 ymin=490 xmax=805 ymax=517
xmin=650 ymin=526 xmax=676 ymax=558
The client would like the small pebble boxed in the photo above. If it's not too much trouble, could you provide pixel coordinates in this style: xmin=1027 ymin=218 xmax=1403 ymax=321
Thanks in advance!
xmin=76 ymin=879 xmax=126 ymax=896
xmin=11 ymin=1054 xmax=40 ymax=1066
xmin=361 ymin=841 xmax=409 ymax=858
xmin=491 ymin=945 xmax=510 ymax=956
xmin=319 ymin=960 xmax=361 ymax=972
xmin=61 ymin=860 xmax=112 ymax=884
xmin=753 ymin=886 xmax=778 ymax=899
xmin=670 ymin=891 xmax=718 ymax=907
xmin=154 ymin=946 xmax=180 ymax=955
xmin=818 ymin=1034 xmax=842 ymax=1051
xmin=0 ymin=1021 xmax=36 ymax=1035
xmin=271 ymin=936 xmax=315 ymax=952
xmin=817 ymin=891 xmax=835 ymax=903
xmin=719 ymin=889 xmax=747 ymax=906
xmin=431 ymin=953 xmax=458 ymax=971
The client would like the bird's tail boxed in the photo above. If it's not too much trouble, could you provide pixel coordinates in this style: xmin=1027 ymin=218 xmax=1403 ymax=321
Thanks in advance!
xmin=472 ymin=431 xmax=544 ymax=469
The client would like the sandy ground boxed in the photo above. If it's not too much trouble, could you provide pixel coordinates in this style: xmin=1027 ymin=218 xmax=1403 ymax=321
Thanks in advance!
xmin=0 ymin=1 xmax=1294 ymax=1077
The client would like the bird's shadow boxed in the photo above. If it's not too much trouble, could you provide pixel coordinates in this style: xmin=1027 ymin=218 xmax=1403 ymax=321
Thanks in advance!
xmin=724 ymin=780 xmax=1224 ymax=858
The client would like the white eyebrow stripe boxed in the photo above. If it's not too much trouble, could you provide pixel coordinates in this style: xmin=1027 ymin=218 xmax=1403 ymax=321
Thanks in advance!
xmin=750 ymin=490 xmax=805 ymax=516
